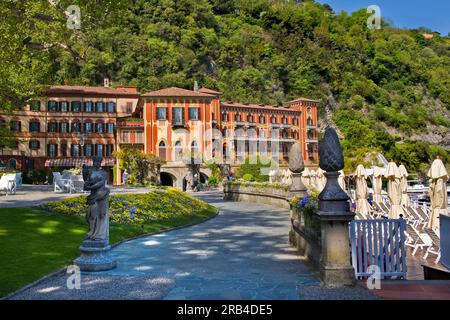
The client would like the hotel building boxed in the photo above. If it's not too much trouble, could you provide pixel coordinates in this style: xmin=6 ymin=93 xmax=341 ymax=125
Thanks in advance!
xmin=0 ymin=84 xmax=318 ymax=187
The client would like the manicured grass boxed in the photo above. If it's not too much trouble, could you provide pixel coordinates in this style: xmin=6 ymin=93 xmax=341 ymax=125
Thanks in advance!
xmin=0 ymin=203 xmax=218 ymax=298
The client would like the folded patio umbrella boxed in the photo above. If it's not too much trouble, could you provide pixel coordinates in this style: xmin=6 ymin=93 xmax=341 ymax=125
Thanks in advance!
xmin=355 ymin=164 xmax=370 ymax=218
xmin=385 ymin=162 xmax=403 ymax=219
xmin=316 ymin=168 xmax=327 ymax=193
xmin=372 ymin=166 xmax=383 ymax=204
xmin=309 ymin=169 xmax=317 ymax=190
xmin=338 ymin=170 xmax=346 ymax=191
xmin=301 ymin=167 xmax=312 ymax=188
xmin=398 ymin=164 xmax=410 ymax=207
xmin=427 ymin=158 xmax=449 ymax=232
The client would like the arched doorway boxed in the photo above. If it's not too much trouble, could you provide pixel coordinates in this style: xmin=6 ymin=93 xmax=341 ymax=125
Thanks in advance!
xmin=160 ymin=172 xmax=175 ymax=187
xmin=158 ymin=141 xmax=166 ymax=160
xmin=199 ymin=172 xmax=208 ymax=184
xmin=8 ymin=158 xmax=17 ymax=169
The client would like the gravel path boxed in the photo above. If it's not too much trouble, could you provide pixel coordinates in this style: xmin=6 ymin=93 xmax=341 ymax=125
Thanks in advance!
xmin=8 ymin=191 xmax=378 ymax=300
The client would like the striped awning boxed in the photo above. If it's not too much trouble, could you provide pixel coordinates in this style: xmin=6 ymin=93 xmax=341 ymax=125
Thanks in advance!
xmin=45 ymin=157 xmax=116 ymax=167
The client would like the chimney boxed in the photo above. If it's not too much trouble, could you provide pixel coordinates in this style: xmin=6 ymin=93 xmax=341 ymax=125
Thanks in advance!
xmin=104 ymin=78 xmax=110 ymax=88
xmin=193 ymin=81 xmax=199 ymax=92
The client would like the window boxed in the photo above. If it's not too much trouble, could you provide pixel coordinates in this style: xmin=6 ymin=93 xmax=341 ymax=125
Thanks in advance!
xmin=96 ymin=123 xmax=104 ymax=133
xmin=8 ymin=159 xmax=17 ymax=169
xmin=60 ymin=123 xmax=69 ymax=133
xmin=189 ymin=108 xmax=199 ymax=120
xmin=271 ymin=116 xmax=276 ymax=124
xmin=29 ymin=122 xmax=40 ymax=133
xmin=29 ymin=140 xmax=40 ymax=150
xmin=307 ymin=117 xmax=313 ymax=126
xmin=282 ymin=117 xmax=287 ymax=125
xmin=84 ymin=101 xmax=94 ymax=112
xmin=84 ymin=122 xmax=93 ymax=133
xmin=48 ymin=144 xmax=58 ymax=158
xmin=48 ymin=101 xmax=58 ymax=112
xmin=48 ymin=122 xmax=58 ymax=133
xmin=96 ymin=102 xmax=105 ymax=113
xmin=126 ymin=102 xmax=133 ymax=113
xmin=61 ymin=144 xmax=67 ymax=157
xmin=235 ymin=113 xmax=241 ymax=122
xmin=84 ymin=144 xmax=93 ymax=157
xmin=107 ymin=102 xmax=116 ymax=113
xmin=158 ymin=141 xmax=166 ymax=160
xmin=30 ymin=101 xmax=40 ymax=111
xmin=307 ymin=107 xmax=312 ymax=114
xmin=71 ymin=122 xmax=81 ymax=133
xmin=157 ymin=107 xmax=167 ymax=120
xmin=10 ymin=121 xmax=21 ymax=132
xmin=259 ymin=115 xmax=265 ymax=124
xmin=71 ymin=144 xmax=81 ymax=157
xmin=107 ymin=123 xmax=114 ymax=133
xmin=71 ymin=101 xmax=81 ymax=112
xmin=96 ymin=144 xmax=104 ymax=156
xmin=105 ymin=144 xmax=114 ymax=157
xmin=174 ymin=141 xmax=182 ymax=161
xmin=172 ymin=108 xmax=184 ymax=125
xmin=25 ymin=159 xmax=35 ymax=170
xmin=222 ymin=113 xmax=228 ymax=122
xmin=247 ymin=114 xmax=253 ymax=123
xmin=60 ymin=101 xmax=69 ymax=113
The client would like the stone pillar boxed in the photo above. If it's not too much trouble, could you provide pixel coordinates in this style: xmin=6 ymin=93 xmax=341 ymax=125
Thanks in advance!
xmin=315 ymin=129 xmax=355 ymax=287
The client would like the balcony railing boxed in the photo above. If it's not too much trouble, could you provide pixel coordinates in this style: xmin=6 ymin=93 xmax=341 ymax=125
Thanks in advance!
xmin=172 ymin=121 xmax=186 ymax=127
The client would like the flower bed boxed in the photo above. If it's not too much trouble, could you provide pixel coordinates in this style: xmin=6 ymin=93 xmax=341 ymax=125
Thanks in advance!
xmin=42 ymin=187 xmax=211 ymax=225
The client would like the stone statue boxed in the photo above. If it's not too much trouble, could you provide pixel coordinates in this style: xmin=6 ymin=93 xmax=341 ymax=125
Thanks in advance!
xmin=288 ymin=143 xmax=306 ymax=192
xmin=74 ymin=156 xmax=116 ymax=271
xmin=83 ymin=156 xmax=110 ymax=241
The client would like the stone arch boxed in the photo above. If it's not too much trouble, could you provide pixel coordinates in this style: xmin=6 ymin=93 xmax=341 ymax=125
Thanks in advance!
xmin=160 ymin=171 xmax=177 ymax=187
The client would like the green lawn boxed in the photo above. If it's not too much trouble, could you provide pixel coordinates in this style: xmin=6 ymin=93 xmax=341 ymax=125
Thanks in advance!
xmin=0 ymin=204 xmax=218 ymax=298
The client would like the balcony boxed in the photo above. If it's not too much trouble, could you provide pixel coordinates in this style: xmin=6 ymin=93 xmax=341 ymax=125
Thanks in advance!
xmin=172 ymin=121 xmax=186 ymax=128
xmin=117 ymin=119 xmax=144 ymax=128
xmin=234 ymin=121 xmax=247 ymax=128
xmin=119 ymin=131 xmax=144 ymax=145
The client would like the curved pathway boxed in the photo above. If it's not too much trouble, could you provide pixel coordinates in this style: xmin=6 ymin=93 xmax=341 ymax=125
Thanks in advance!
xmin=9 ymin=191 xmax=377 ymax=300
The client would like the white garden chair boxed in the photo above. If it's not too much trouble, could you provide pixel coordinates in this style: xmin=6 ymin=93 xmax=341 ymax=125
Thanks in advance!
xmin=405 ymin=223 xmax=433 ymax=256
xmin=423 ymin=228 xmax=441 ymax=264
xmin=53 ymin=172 xmax=69 ymax=193
xmin=0 ymin=174 xmax=17 ymax=195
xmin=15 ymin=172 xmax=22 ymax=188
xmin=69 ymin=175 xmax=85 ymax=194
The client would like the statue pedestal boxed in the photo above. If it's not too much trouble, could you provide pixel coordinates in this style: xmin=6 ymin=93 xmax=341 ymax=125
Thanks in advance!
xmin=289 ymin=172 xmax=306 ymax=193
xmin=74 ymin=240 xmax=116 ymax=272
xmin=315 ymin=171 xmax=355 ymax=287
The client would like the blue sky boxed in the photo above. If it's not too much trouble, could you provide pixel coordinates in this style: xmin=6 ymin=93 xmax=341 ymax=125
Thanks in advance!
xmin=315 ymin=0 xmax=450 ymax=35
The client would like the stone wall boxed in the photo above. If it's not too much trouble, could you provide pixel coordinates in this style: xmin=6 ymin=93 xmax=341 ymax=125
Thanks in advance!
xmin=223 ymin=182 xmax=293 ymax=209
xmin=289 ymin=207 xmax=322 ymax=268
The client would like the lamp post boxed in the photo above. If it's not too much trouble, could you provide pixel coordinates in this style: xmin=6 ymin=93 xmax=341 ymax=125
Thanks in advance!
xmin=79 ymin=132 xmax=88 ymax=165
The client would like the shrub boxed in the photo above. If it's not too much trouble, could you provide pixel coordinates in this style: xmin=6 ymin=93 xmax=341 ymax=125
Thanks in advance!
xmin=207 ymin=175 xmax=219 ymax=188
xmin=242 ymin=173 xmax=255 ymax=182
xmin=238 ymin=155 xmax=277 ymax=182
xmin=26 ymin=169 xmax=47 ymax=185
